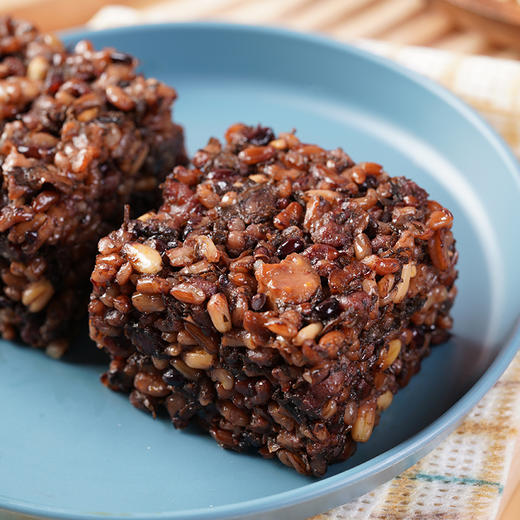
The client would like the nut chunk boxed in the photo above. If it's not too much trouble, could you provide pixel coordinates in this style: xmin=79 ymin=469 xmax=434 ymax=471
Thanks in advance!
xmin=89 ymin=123 xmax=457 ymax=476
xmin=255 ymin=253 xmax=320 ymax=304
xmin=0 ymin=17 xmax=187 ymax=354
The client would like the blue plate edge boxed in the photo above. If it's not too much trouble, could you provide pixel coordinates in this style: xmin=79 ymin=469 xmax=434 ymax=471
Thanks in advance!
xmin=2 ymin=21 xmax=519 ymax=520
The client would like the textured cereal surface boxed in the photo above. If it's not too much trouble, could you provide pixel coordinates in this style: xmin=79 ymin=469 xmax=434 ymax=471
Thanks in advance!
xmin=89 ymin=123 xmax=457 ymax=476
xmin=0 ymin=17 xmax=186 ymax=352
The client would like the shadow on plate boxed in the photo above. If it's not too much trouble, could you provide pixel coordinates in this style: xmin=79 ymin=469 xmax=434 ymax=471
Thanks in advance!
xmin=62 ymin=321 xmax=109 ymax=366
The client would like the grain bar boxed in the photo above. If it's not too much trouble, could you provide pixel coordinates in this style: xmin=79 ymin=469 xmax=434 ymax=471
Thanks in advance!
xmin=89 ymin=124 xmax=457 ymax=475
xmin=0 ymin=17 xmax=187 ymax=354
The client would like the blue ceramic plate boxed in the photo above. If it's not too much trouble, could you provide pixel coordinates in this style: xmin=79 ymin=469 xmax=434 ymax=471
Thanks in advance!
xmin=1 ymin=23 xmax=519 ymax=520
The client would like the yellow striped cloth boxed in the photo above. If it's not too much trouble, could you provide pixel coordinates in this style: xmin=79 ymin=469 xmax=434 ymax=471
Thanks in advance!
xmin=88 ymin=6 xmax=520 ymax=519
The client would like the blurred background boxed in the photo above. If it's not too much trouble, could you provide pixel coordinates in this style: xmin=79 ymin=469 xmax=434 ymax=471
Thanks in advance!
xmin=1 ymin=0 xmax=520 ymax=59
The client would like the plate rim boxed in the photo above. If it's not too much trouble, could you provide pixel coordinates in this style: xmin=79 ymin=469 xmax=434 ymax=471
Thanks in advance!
xmin=3 ymin=20 xmax=520 ymax=520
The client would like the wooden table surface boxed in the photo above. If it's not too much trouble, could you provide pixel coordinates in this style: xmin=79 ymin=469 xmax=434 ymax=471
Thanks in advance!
xmin=0 ymin=1 xmax=518 ymax=518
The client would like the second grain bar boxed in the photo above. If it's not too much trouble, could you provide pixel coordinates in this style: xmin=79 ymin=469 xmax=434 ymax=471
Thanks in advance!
xmin=0 ymin=18 xmax=187 ymax=355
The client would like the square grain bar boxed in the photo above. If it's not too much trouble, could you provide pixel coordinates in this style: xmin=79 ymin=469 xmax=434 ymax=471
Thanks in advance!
xmin=0 ymin=18 xmax=187 ymax=355
xmin=89 ymin=124 xmax=457 ymax=476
